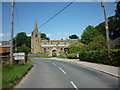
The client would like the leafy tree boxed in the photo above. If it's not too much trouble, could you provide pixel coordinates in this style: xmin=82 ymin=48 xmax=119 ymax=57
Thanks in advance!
xmin=69 ymin=34 xmax=79 ymax=39
xmin=88 ymin=35 xmax=107 ymax=50
xmin=14 ymin=32 xmax=31 ymax=54
xmin=15 ymin=32 xmax=28 ymax=48
xmin=115 ymin=1 xmax=120 ymax=19
xmin=68 ymin=42 xmax=85 ymax=54
xmin=80 ymin=26 xmax=100 ymax=44
xmin=41 ymin=33 xmax=50 ymax=40
xmin=26 ymin=36 xmax=31 ymax=48
xmin=16 ymin=44 xmax=30 ymax=54
xmin=95 ymin=16 xmax=120 ymax=40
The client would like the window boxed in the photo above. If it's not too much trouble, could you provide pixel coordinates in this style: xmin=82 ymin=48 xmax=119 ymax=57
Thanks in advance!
xmin=60 ymin=48 xmax=63 ymax=51
xmin=35 ymin=34 xmax=37 ymax=38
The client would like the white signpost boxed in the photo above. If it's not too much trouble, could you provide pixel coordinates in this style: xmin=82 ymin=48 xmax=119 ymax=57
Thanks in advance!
xmin=13 ymin=53 xmax=25 ymax=60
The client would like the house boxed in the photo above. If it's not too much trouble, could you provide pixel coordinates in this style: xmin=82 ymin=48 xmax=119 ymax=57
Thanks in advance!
xmin=110 ymin=37 xmax=120 ymax=49
xmin=0 ymin=41 xmax=10 ymax=56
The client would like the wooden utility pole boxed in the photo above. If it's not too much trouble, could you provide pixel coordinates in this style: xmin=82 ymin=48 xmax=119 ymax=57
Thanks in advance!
xmin=10 ymin=0 xmax=14 ymax=64
xmin=101 ymin=0 xmax=111 ymax=58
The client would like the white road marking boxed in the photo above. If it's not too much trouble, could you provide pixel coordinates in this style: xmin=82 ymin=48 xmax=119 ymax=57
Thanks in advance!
xmin=70 ymin=81 xmax=79 ymax=90
xmin=58 ymin=67 xmax=66 ymax=74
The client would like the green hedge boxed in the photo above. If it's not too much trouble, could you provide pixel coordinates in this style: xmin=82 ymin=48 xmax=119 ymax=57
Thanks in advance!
xmin=67 ymin=53 xmax=76 ymax=59
xmin=79 ymin=49 xmax=120 ymax=66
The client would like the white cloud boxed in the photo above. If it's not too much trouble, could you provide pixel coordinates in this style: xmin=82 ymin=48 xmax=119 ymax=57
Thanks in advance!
xmin=58 ymin=32 xmax=69 ymax=36
xmin=46 ymin=33 xmax=52 ymax=37
xmin=27 ymin=34 xmax=31 ymax=37
xmin=0 ymin=33 xmax=10 ymax=37
xmin=63 ymin=33 xmax=69 ymax=36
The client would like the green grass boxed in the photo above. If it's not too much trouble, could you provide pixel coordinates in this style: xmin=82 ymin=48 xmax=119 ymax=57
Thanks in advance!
xmin=0 ymin=63 xmax=2 ymax=89
xmin=29 ymin=56 xmax=52 ymax=58
xmin=56 ymin=56 xmax=67 ymax=59
xmin=2 ymin=60 xmax=33 ymax=88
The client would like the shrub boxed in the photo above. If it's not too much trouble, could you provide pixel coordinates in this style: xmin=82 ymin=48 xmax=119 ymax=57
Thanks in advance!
xmin=79 ymin=49 xmax=120 ymax=66
xmin=67 ymin=53 xmax=76 ymax=59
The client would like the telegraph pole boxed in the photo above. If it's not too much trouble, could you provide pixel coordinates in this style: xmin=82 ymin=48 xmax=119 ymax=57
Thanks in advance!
xmin=10 ymin=0 xmax=14 ymax=64
xmin=101 ymin=0 xmax=111 ymax=58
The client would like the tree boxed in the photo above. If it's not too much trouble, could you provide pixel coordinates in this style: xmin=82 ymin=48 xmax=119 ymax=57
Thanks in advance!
xmin=88 ymin=35 xmax=107 ymax=50
xmin=80 ymin=26 xmax=100 ymax=44
xmin=69 ymin=34 xmax=79 ymax=39
xmin=68 ymin=42 xmax=85 ymax=54
xmin=41 ymin=33 xmax=50 ymax=40
xmin=15 ymin=32 xmax=28 ymax=48
xmin=14 ymin=32 xmax=31 ymax=54
xmin=95 ymin=16 xmax=120 ymax=40
xmin=16 ymin=44 xmax=31 ymax=63
xmin=115 ymin=1 xmax=120 ymax=19
xmin=16 ymin=44 xmax=30 ymax=54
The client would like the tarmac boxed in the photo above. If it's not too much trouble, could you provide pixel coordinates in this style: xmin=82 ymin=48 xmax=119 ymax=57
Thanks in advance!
xmin=49 ymin=57 xmax=119 ymax=78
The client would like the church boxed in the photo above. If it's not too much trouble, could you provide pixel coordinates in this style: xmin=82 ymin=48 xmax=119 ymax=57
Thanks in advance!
xmin=31 ymin=20 xmax=77 ymax=56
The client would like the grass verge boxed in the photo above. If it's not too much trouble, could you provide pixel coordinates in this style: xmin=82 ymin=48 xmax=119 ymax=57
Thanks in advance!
xmin=56 ymin=56 xmax=67 ymax=59
xmin=29 ymin=56 xmax=52 ymax=58
xmin=2 ymin=60 xmax=33 ymax=89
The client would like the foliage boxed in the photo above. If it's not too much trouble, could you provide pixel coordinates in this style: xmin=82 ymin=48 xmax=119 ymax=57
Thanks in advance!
xmin=115 ymin=1 xmax=120 ymax=19
xmin=69 ymin=34 xmax=79 ymax=39
xmin=41 ymin=33 xmax=50 ymax=40
xmin=67 ymin=53 xmax=76 ymax=59
xmin=2 ymin=61 xmax=33 ymax=88
xmin=56 ymin=56 xmax=66 ymax=59
xmin=95 ymin=16 xmax=120 ymax=40
xmin=29 ymin=56 xmax=52 ymax=58
xmin=16 ymin=44 xmax=30 ymax=54
xmin=88 ymin=34 xmax=107 ymax=51
xmin=13 ymin=32 xmax=31 ymax=54
xmin=68 ymin=42 xmax=86 ymax=54
xmin=15 ymin=32 xmax=28 ymax=48
xmin=80 ymin=26 xmax=100 ymax=44
xmin=79 ymin=49 xmax=120 ymax=66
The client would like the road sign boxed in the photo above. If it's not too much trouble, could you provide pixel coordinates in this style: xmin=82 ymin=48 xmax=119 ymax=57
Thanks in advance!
xmin=13 ymin=52 xmax=25 ymax=60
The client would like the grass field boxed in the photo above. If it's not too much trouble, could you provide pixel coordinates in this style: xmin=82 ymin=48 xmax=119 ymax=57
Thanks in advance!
xmin=2 ymin=60 xmax=33 ymax=88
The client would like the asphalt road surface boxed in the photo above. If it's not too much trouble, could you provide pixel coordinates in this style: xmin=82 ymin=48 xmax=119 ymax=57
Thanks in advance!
xmin=15 ymin=58 xmax=118 ymax=89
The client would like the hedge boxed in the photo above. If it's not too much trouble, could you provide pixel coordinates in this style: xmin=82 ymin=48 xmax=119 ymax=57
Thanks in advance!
xmin=79 ymin=49 xmax=120 ymax=66
xmin=67 ymin=53 xmax=76 ymax=59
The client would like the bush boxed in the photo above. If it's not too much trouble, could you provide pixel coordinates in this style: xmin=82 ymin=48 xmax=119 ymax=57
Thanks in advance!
xmin=79 ymin=49 xmax=120 ymax=66
xmin=67 ymin=53 xmax=76 ymax=59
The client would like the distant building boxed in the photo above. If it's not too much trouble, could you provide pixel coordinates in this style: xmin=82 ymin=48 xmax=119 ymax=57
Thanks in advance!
xmin=0 ymin=41 xmax=10 ymax=56
xmin=31 ymin=20 xmax=77 ymax=56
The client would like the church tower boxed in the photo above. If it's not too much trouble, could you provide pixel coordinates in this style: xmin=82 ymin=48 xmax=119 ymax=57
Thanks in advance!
xmin=31 ymin=20 xmax=41 ymax=53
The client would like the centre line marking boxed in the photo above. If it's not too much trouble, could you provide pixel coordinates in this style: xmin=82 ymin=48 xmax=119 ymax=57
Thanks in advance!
xmin=58 ymin=67 xmax=66 ymax=74
xmin=70 ymin=81 xmax=79 ymax=90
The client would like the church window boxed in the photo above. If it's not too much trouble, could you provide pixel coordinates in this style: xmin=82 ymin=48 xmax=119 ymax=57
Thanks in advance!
xmin=44 ymin=48 xmax=46 ymax=52
xmin=60 ymin=48 xmax=63 ymax=51
xmin=35 ymin=34 xmax=37 ymax=38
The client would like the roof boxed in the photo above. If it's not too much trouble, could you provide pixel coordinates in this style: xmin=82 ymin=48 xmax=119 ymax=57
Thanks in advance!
xmin=0 ymin=41 xmax=10 ymax=47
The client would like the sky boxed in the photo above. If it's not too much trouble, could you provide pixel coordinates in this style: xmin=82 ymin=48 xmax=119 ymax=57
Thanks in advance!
xmin=1 ymin=1 xmax=116 ymax=41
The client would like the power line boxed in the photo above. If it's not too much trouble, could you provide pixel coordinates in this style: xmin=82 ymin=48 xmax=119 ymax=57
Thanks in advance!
xmin=38 ymin=0 xmax=75 ymax=28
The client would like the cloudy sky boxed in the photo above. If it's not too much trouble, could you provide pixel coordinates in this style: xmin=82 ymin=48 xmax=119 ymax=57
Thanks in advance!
xmin=2 ymin=1 xmax=116 ymax=41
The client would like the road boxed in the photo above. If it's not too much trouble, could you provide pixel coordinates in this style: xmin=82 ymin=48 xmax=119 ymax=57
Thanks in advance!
xmin=15 ymin=58 xmax=118 ymax=89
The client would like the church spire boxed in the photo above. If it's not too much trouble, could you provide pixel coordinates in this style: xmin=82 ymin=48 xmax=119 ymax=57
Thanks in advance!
xmin=34 ymin=19 xmax=38 ymax=32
